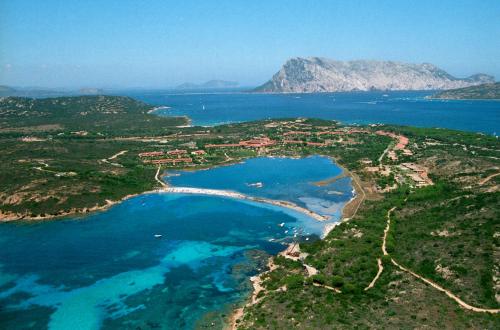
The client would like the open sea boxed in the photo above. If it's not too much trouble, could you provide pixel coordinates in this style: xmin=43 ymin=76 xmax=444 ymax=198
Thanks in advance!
xmin=126 ymin=90 xmax=499 ymax=134
xmin=0 ymin=157 xmax=351 ymax=330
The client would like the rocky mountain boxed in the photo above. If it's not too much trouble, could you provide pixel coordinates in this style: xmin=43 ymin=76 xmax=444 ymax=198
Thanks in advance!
xmin=432 ymin=82 xmax=500 ymax=100
xmin=254 ymin=57 xmax=494 ymax=93
xmin=176 ymin=80 xmax=238 ymax=90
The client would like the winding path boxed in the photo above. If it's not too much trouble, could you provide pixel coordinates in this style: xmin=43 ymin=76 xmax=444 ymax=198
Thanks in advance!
xmin=479 ymin=172 xmax=500 ymax=185
xmin=364 ymin=207 xmax=395 ymax=291
xmin=108 ymin=150 xmax=128 ymax=160
xmin=382 ymin=207 xmax=397 ymax=256
xmin=155 ymin=165 xmax=167 ymax=188
xmin=381 ymin=206 xmax=499 ymax=314
xmin=390 ymin=258 xmax=499 ymax=314
xmin=378 ymin=144 xmax=391 ymax=163
xmin=364 ymin=258 xmax=383 ymax=291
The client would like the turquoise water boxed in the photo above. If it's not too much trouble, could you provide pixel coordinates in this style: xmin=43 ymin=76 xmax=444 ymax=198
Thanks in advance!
xmin=167 ymin=156 xmax=354 ymax=235
xmin=0 ymin=157 xmax=348 ymax=329
xmin=125 ymin=90 xmax=500 ymax=134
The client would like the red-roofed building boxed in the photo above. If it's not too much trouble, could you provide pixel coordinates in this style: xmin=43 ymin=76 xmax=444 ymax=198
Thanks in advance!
xmin=283 ymin=131 xmax=312 ymax=136
xmin=205 ymin=137 xmax=276 ymax=149
xmin=239 ymin=137 xmax=276 ymax=147
xmin=167 ymin=149 xmax=188 ymax=155
xmin=150 ymin=158 xmax=192 ymax=164
xmin=139 ymin=151 xmax=164 ymax=158
xmin=306 ymin=142 xmax=327 ymax=147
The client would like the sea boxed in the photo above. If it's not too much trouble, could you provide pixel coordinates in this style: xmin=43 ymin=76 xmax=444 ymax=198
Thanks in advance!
xmin=1 ymin=91 xmax=498 ymax=329
xmin=126 ymin=90 xmax=499 ymax=135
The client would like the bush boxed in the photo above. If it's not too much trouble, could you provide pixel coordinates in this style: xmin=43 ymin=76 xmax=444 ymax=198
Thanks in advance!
xmin=311 ymin=274 xmax=327 ymax=285
xmin=331 ymin=275 xmax=344 ymax=288
xmin=284 ymin=275 xmax=304 ymax=290
xmin=381 ymin=255 xmax=392 ymax=265
xmin=342 ymin=283 xmax=357 ymax=294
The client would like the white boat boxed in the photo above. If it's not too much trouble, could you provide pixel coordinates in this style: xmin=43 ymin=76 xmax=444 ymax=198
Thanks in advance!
xmin=247 ymin=182 xmax=263 ymax=188
xmin=154 ymin=234 xmax=162 ymax=238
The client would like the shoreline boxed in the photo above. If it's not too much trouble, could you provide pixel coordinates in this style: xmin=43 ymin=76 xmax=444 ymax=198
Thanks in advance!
xmin=0 ymin=154 xmax=364 ymax=329
xmin=160 ymin=186 xmax=329 ymax=222
xmin=147 ymin=105 xmax=171 ymax=114
xmin=226 ymin=159 xmax=365 ymax=329
xmin=0 ymin=189 xmax=166 ymax=222
xmin=0 ymin=192 xmax=145 ymax=222
xmin=1 ymin=155 xmax=345 ymax=224
xmin=425 ymin=97 xmax=500 ymax=101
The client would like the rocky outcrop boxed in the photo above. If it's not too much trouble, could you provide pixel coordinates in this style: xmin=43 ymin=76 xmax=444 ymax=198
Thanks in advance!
xmin=254 ymin=57 xmax=494 ymax=93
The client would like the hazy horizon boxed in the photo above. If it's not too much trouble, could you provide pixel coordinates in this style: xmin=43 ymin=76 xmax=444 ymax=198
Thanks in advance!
xmin=1 ymin=0 xmax=499 ymax=89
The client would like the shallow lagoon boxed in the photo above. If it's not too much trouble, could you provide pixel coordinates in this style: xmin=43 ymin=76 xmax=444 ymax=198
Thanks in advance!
xmin=0 ymin=156 xmax=351 ymax=329
xmin=167 ymin=156 xmax=354 ymax=234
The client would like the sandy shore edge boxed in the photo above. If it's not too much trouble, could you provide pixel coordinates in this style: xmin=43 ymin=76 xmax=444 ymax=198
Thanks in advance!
xmin=226 ymin=163 xmax=365 ymax=329
xmin=162 ymin=186 xmax=328 ymax=222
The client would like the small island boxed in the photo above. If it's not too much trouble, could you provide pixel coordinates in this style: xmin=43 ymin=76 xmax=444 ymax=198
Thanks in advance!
xmin=432 ymin=82 xmax=500 ymax=100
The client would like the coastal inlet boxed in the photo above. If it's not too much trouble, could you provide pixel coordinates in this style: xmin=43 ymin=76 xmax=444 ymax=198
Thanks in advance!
xmin=0 ymin=156 xmax=353 ymax=329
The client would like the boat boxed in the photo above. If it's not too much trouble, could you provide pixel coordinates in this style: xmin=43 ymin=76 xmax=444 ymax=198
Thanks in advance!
xmin=247 ymin=182 xmax=263 ymax=188
xmin=154 ymin=234 xmax=162 ymax=238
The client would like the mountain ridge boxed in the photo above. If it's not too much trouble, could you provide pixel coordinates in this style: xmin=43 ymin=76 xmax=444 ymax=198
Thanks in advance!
xmin=254 ymin=57 xmax=494 ymax=93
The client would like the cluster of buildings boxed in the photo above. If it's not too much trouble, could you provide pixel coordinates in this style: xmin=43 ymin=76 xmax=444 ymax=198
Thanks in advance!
xmin=205 ymin=137 xmax=276 ymax=148
xmin=359 ymin=131 xmax=433 ymax=190
xmin=138 ymin=148 xmax=206 ymax=166
xmin=398 ymin=162 xmax=433 ymax=187
xmin=201 ymin=127 xmax=414 ymax=156
xmin=374 ymin=130 xmax=413 ymax=159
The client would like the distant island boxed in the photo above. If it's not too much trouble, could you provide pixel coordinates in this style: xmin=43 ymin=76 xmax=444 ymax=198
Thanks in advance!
xmin=0 ymin=85 xmax=16 ymax=94
xmin=0 ymin=86 xmax=107 ymax=98
xmin=254 ymin=57 xmax=494 ymax=93
xmin=431 ymin=82 xmax=500 ymax=100
xmin=78 ymin=87 xmax=105 ymax=95
xmin=176 ymin=80 xmax=239 ymax=90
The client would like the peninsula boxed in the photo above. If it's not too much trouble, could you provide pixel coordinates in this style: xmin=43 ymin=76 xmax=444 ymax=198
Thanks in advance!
xmin=432 ymin=82 xmax=500 ymax=100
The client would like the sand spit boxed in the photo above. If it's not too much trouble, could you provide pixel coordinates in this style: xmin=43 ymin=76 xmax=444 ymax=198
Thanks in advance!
xmin=161 ymin=187 xmax=329 ymax=222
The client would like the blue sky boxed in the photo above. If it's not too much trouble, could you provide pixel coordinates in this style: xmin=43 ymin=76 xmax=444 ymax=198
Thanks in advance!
xmin=1 ymin=0 xmax=499 ymax=88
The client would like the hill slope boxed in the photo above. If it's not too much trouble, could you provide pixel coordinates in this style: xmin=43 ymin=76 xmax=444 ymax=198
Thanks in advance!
xmin=432 ymin=82 xmax=500 ymax=100
xmin=255 ymin=57 xmax=494 ymax=93
xmin=0 ymin=95 xmax=187 ymax=135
